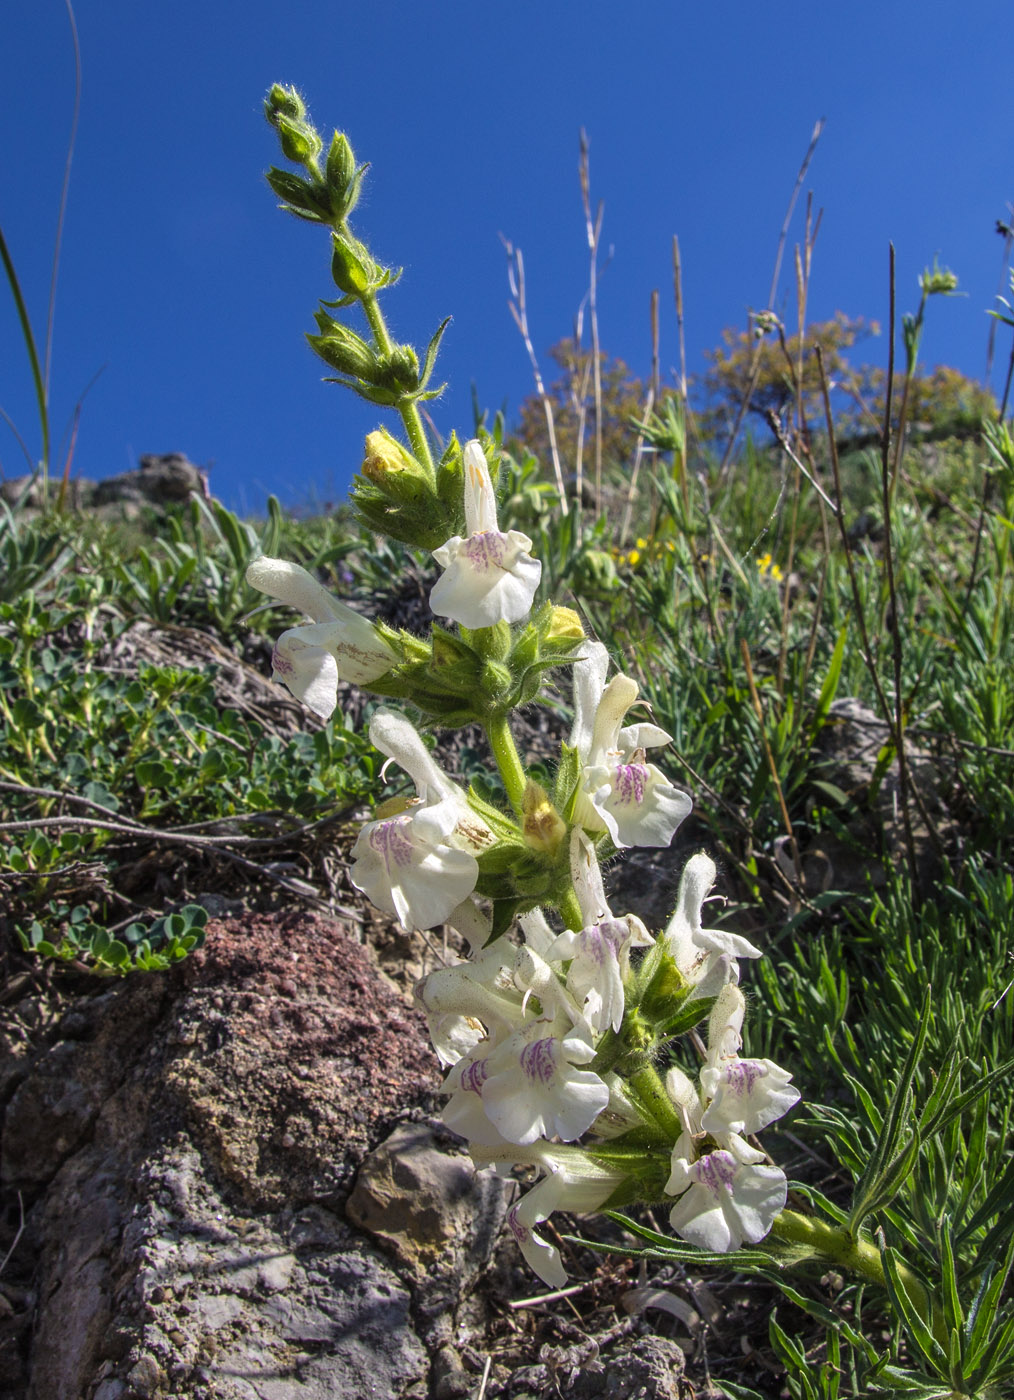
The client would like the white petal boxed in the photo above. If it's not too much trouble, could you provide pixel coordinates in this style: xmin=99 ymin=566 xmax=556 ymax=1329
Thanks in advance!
xmin=507 ymin=1176 xmax=568 ymax=1289
xmin=446 ymin=897 xmax=492 ymax=952
xmin=430 ymin=531 xmax=542 ymax=628
xmin=461 ymin=440 xmax=500 ymax=535
xmin=519 ymin=908 xmax=558 ymax=958
xmin=668 ymin=1153 xmax=787 ymax=1251
xmin=350 ymin=807 xmax=479 ymax=930
xmin=589 ymin=761 xmax=692 ymax=848
xmin=246 ymin=556 xmax=337 ymax=621
xmin=481 ymin=1031 xmax=609 ymax=1144
xmin=569 ymin=641 xmax=610 ymax=753
xmin=701 ymin=1059 xmax=801 ymax=1136
xmin=271 ymin=629 xmax=341 ymax=719
xmin=369 ymin=708 xmax=456 ymax=802
xmin=570 ymin=828 xmax=610 ymax=924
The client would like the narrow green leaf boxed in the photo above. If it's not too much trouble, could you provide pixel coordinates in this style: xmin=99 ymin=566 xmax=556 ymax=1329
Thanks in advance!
xmin=849 ymin=987 xmax=931 ymax=1236
xmin=878 ymin=1237 xmax=948 ymax=1376
xmin=938 ymin=1227 xmax=964 ymax=1339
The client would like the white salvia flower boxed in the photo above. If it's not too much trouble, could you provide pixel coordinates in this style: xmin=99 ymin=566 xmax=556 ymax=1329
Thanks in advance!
xmin=350 ymin=709 xmax=494 ymax=930
xmin=416 ymin=940 xmax=524 ymax=1033
xmin=665 ymin=1146 xmax=788 ymax=1253
xmin=475 ymin=1142 xmax=628 ymax=1289
xmin=700 ymin=984 xmax=801 ymax=1138
xmin=570 ymin=642 xmax=691 ymax=848
xmin=546 ymin=832 xmax=653 ymax=1033
xmin=662 ymin=984 xmax=798 ymax=1252
xmin=663 ymin=853 xmax=762 ymax=994
xmin=246 ymin=556 xmax=397 ymax=719
xmin=443 ymin=1019 xmax=609 ymax=1147
xmin=429 ymin=439 xmax=542 ymax=628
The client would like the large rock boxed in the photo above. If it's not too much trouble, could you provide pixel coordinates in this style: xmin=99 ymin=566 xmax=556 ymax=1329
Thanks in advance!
xmin=0 ymin=910 xmax=443 ymax=1400
xmin=0 ymin=453 xmax=209 ymax=516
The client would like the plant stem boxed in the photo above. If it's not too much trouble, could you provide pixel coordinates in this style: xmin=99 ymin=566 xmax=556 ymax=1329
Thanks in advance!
xmin=558 ymin=885 xmax=583 ymax=933
xmin=360 ymin=289 xmax=434 ymax=475
xmin=770 ymin=1210 xmax=935 ymax=1327
xmin=627 ymin=1063 xmax=683 ymax=1140
xmin=486 ymin=712 xmax=526 ymax=813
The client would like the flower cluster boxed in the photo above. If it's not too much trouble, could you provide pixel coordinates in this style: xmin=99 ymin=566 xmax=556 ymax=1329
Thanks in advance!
xmin=247 ymin=433 xmax=800 ymax=1288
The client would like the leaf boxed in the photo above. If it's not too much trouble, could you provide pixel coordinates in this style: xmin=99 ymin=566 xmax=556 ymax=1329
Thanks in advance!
xmin=877 ymin=1236 xmax=948 ymax=1377
xmin=81 ymin=780 xmax=120 ymax=813
xmin=848 ymin=987 xmax=931 ymax=1236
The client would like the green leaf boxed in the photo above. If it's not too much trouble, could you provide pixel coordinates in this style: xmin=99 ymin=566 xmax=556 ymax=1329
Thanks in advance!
xmin=878 ymin=1236 xmax=948 ymax=1377
xmin=11 ymin=696 xmax=45 ymax=729
xmin=81 ymin=780 xmax=120 ymax=812
xmin=848 ymin=987 xmax=931 ymax=1236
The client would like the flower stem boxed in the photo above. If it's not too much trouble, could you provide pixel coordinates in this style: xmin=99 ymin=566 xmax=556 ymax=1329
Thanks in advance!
xmin=486 ymin=712 xmax=527 ymax=813
xmin=770 ymin=1210 xmax=936 ymax=1331
xmin=360 ymin=289 xmax=434 ymax=476
xmin=626 ymin=1063 xmax=683 ymax=1141
xmin=558 ymin=885 xmax=584 ymax=934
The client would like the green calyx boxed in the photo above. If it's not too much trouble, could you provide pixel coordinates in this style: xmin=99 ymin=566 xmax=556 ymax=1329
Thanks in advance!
xmin=351 ymin=432 xmax=464 ymax=549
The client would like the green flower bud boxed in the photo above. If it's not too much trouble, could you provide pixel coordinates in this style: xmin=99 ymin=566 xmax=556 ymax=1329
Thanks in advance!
xmin=362 ymin=428 xmax=432 ymax=491
xmin=326 ymin=130 xmax=357 ymax=197
xmin=275 ymin=116 xmax=322 ymax=167
xmin=480 ymin=660 xmax=512 ymax=698
xmin=545 ymin=605 xmax=585 ymax=642
xmin=331 ymin=232 xmax=370 ymax=295
xmin=264 ymin=84 xmax=306 ymax=124
xmin=522 ymin=782 xmax=566 ymax=857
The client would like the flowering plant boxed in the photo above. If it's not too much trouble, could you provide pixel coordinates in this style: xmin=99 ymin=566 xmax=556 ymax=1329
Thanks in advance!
xmin=247 ymin=89 xmax=1014 ymax=1399
xmin=248 ymin=84 xmax=808 ymax=1294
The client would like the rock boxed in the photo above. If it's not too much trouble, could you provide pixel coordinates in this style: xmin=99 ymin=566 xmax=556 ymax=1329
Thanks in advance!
xmin=507 ymin=1335 xmax=686 ymax=1399
xmin=92 ymin=453 xmax=210 ymax=509
xmin=0 ymin=453 xmax=209 ymax=518
xmin=347 ymin=1121 xmax=511 ymax=1280
xmin=7 ymin=910 xmax=440 ymax=1400
xmin=810 ymin=696 xmax=955 ymax=892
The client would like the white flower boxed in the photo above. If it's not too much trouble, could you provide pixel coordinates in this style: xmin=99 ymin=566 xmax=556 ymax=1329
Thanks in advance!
xmin=570 ymin=642 xmax=691 ymax=848
xmin=699 ymin=984 xmax=801 ymax=1137
xmin=246 ymin=556 xmax=397 ymax=719
xmin=661 ymin=984 xmax=798 ymax=1253
xmin=350 ymin=709 xmax=494 ymax=930
xmin=443 ymin=1019 xmax=609 ymax=1147
xmin=666 ymin=1146 xmax=788 ymax=1253
xmin=477 ymin=1142 xmax=628 ymax=1288
xmin=430 ymin=439 xmax=542 ymax=628
xmin=662 ymin=853 xmax=762 ymax=994
xmin=546 ymin=832 xmax=653 ymax=1033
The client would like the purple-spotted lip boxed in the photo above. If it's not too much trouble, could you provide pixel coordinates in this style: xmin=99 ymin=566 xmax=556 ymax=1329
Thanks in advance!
xmin=691 ymin=1150 xmax=738 ymax=1195
xmin=367 ymin=817 xmax=416 ymax=870
xmin=519 ymin=1037 xmax=558 ymax=1086
xmin=460 ymin=1057 xmax=489 ymax=1095
xmin=462 ymin=531 xmax=508 ymax=571
xmin=507 ymin=1203 xmax=530 ymax=1245
xmin=609 ymin=762 xmax=650 ymax=808
xmin=722 ymin=1059 xmax=765 ymax=1094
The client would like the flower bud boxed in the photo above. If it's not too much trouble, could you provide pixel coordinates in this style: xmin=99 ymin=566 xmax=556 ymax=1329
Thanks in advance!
xmin=276 ymin=116 xmax=321 ymax=166
xmin=480 ymin=660 xmax=512 ymax=698
xmin=326 ymin=130 xmax=357 ymax=199
xmin=545 ymin=606 xmax=585 ymax=642
xmin=264 ymin=84 xmax=306 ymax=124
xmin=331 ymin=232 xmax=370 ymax=295
xmin=522 ymin=782 xmax=567 ymax=857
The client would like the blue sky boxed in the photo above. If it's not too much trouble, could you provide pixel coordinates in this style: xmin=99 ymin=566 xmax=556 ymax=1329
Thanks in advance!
xmin=3 ymin=1 xmax=1012 ymax=513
